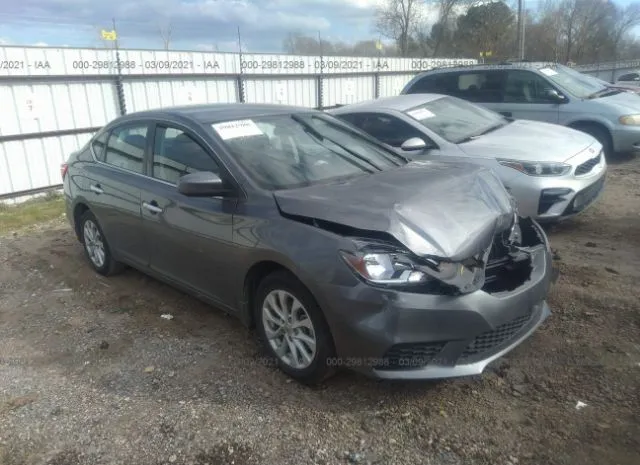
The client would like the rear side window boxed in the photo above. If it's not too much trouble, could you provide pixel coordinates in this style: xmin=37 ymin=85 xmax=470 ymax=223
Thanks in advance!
xmin=91 ymin=131 xmax=109 ymax=162
xmin=408 ymin=71 xmax=506 ymax=103
xmin=454 ymin=71 xmax=505 ymax=103
xmin=406 ymin=75 xmax=443 ymax=94
xmin=340 ymin=113 xmax=427 ymax=148
xmin=618 ymin=73 xmax=639 ymax=82
xmin=104 ymin=124 xmax=149 ymax=174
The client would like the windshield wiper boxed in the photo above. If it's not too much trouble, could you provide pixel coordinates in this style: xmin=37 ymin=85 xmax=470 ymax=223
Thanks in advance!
xmin=587 ymin=88 xmax=620 ymax=99
xmin=291 ymin=114 xmax=382 ymax=173
xmin=457 ymin=122 xmax=505 ymax=143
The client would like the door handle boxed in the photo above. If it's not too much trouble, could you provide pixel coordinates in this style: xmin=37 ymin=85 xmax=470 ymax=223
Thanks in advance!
xmin=500 ymin=111 xmax=512 ymax=117
xmin=142 ymin=201 xmax=163 ymax=214
xmin=90 ymin=184 xmax=103 ymax=195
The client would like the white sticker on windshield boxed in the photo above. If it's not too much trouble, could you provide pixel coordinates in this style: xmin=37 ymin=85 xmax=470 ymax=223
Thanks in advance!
xmin=539 ymin=68 xmax=558 ymax=76
xmin=212 ymin=119 xmax=263 ymax=140
xmin=407 ymin=108 xmax=435 ymax=120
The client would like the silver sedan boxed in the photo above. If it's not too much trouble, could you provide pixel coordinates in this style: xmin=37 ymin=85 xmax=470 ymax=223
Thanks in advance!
xmin=330 ymin=94 xmax=607 ymax=222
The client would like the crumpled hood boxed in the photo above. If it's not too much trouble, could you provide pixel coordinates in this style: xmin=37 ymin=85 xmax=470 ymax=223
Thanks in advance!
xmin=458 ymin=120 xmax=597 ymax=162
xmin=274 ymin=160 xmax=515 ymax=261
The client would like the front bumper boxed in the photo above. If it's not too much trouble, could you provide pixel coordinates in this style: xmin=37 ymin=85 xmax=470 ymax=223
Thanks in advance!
xmin=321 ymin=221 xmax=554 ymax=380
xmin=611 ymin=125 xmax=640 ymax=153
xmin=503 ymin=153 xmax=607 ymax=223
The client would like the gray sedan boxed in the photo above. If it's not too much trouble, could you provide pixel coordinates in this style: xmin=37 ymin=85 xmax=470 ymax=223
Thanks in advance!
xmin=330 ymin=94 xmax=607 ymax=222
xmin=62 ymin=103 xmax=554 ymax=384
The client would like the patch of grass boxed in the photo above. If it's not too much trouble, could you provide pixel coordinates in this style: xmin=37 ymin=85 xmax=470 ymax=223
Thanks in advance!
xmin=0 ymin=192 xmax=65 ymax=234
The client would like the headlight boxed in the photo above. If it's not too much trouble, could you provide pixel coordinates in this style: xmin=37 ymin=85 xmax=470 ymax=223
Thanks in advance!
xmin=340 ymin=250 xmax=429 ymax=285
xmin=619 ymin=114 xmax=640 ymax=125
xmin=498 ymin=159 xmax=571 ymax=176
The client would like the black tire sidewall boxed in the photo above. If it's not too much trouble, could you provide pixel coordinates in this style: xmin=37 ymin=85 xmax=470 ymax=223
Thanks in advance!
xmin=254 ymin=271 xmax=335 ymax=384
xmin=79 ymin=211 xmax=114 ymax=276
xmin=576 ymin=125 xmax=612 ymax=157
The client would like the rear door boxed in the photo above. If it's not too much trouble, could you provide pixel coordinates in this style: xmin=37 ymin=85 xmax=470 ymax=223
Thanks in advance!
xmin=86 ymin=121 xmax=151 ymax=267
xmin=138 ymin=123 xmax=238 ymax=308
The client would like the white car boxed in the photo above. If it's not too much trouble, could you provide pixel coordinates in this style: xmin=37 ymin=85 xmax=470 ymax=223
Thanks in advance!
xmin=330 ymin=94 xmax=607 ymax=223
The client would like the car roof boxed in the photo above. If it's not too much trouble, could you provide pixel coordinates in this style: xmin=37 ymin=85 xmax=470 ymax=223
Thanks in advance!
xmin=332 ymin=94 xmax=446 ymax=113
xmin=419 ymin=61 xmax=560 ymax=75
xmin=121 ymin=103 xmax=317 ymax=124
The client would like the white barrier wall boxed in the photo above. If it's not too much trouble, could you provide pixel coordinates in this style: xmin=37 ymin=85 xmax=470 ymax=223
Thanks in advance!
xmin=0 ymin=45 xmax=477 ymax=200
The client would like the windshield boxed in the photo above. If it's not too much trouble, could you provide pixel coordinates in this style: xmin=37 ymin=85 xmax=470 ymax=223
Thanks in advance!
xmin=540 ymin=64 xmax=608 ymax=98
xmin=404 ymin=96 xmax=507 ymax=144
xmin=211 ymin=113 xmax=404 ymax=190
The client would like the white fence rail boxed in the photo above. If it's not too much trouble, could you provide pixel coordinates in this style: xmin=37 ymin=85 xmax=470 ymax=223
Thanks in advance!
xmin=573 ymin=59 xmax=640 ymax=82
xmin=0 ymin=45 xmax=477 ymax=200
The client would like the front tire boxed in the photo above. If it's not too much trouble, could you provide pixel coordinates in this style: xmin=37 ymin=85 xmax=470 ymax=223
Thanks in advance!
xmin=255 ymin=271 xmax=336 ymax=385
xmin=572 ymin=123 xmax=613 ymax=159
xmin=79 ymin=210 xmax=124 ymax=276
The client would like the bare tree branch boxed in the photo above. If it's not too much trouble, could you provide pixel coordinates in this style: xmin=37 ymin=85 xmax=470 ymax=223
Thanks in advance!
xmin=159 ymin=21 xmax=172 ymax=51
xmin=375 ymin=0 xmax=422 ymax=56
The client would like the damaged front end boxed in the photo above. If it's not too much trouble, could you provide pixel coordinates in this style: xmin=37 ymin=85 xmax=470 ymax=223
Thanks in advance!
xmin=339 ymin=214 xmax=548 ymax=296
xmin=274 ymin=161 xmax=550 ymax=295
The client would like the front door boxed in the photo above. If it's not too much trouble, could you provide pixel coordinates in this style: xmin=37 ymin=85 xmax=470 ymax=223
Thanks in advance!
xmin=139 ymin=124 xmax=237 ymax=308
xmin=497 ymin=70 xmax=561 ymax=123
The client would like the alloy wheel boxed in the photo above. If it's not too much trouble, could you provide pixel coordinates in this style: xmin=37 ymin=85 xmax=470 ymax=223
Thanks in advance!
xmin=261 ymin=289 xmax=317 ymax=369
xmin=83 ymin=219 xmax=106 ymax=268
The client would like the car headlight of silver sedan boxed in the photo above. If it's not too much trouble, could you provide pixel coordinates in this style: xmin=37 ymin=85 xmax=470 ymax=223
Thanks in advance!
xmin=619 ymin=114 xmax=640 ymax=125
xmin=498 ymin=159 xmax=572 ymax=176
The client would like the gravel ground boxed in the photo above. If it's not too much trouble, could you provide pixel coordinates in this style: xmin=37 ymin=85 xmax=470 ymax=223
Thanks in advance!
xmin=1 ymin=157 xmax=639 ymax=465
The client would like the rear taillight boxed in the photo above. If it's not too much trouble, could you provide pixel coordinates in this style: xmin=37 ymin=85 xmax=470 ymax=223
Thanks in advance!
xmin=61 ymin=163 xmax=69 ymax=180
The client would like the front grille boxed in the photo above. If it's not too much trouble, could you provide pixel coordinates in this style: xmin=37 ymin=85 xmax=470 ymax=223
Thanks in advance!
xmin=563 ymin=175 xmax=605 ymax=214
xmin=575 ymin=153 xmax=601 ymax=176
xmin=459 ymin=310 xmax=533 ymax=361
xmin=382 ymin=342 xmax=446 ymax=370
xmin=482 ymin=233 xmax=532 ymax=293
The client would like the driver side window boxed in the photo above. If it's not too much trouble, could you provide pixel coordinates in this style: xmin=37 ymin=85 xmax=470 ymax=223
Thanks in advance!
xmin=338 ymin=113 xmax=427 ymax=148
xmin=152 ymin=126 xmax=220 ymax=185
xmin=504 ymin=70 xmax=557 ymax=103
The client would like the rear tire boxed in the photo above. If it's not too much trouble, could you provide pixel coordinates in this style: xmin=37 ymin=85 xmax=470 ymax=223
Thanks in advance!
xmin=571 ymin=123 xmax=613 ymax=159
xmin=79 ymin=210 xmax=125 ymax=276
xmin=255 ymin=270 xmax=336 ymax=385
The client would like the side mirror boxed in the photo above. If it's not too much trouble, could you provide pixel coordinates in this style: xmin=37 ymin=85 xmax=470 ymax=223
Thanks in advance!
xmin=400 ymin=137 xmax=430 ymax=152
xmin=177 ymin=171 xmax=229 ymax=197
xmin=545 ymin=89 xmax=567 ymax=103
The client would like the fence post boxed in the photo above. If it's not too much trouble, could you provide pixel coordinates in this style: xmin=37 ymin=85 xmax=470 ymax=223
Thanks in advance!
xmin=316 ymin=73 xmax=324 ymax=109
xmin=374 ymin=72 xmax=380 ymax=99
xmin=236 ymin=74 xmax=246 ymax=103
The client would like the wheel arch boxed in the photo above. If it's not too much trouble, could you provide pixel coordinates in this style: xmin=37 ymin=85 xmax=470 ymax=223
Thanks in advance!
xmin=566 ymin=119 xmax=614 ymax=153
xmin=240 ymin=259 xmax=315 ymax=329
xmin=73 ymin=201 xmax=90 ymax=242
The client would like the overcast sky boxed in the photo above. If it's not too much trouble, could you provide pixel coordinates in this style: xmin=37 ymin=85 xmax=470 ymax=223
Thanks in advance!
xmin=0 ymin=0 xmax=638 ymax=53
xmin=0 ymin=0 xmax=401 ymax=52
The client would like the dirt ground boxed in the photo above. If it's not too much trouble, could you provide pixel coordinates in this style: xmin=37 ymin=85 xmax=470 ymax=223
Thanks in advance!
xmin=1 ymin=157 xmax=639 ymax=465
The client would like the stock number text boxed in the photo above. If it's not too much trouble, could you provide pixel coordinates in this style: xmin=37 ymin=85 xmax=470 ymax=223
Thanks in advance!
xmin=72 ymin=60 xmax=137 ymax=70
xmin=241 ymin=60 xmax=306 ymax=70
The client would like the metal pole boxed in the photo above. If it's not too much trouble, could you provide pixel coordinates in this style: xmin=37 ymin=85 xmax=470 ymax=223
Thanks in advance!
xmin=517 ymin=0 xmax=525 ymax=60
xmin=237 ymin=26 xmax=245 ymax=103
xmin=112 ymin=18 xmax=126 ymax=115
